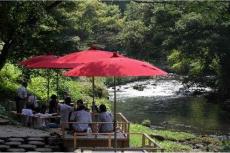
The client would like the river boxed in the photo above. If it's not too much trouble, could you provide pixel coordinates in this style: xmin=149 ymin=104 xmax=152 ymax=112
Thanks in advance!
xmin=108 ymin=77 xmax=230 ymax=138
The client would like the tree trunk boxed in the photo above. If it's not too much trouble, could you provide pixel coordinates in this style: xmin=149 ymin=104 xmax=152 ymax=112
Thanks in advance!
xmin=0 ymin=40 xmax=14 ymax=70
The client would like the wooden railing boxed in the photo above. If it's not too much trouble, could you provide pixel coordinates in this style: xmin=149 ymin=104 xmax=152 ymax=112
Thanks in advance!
xmin=116 ymin=113 xmax=130 ymax=134
xmin=72 ymin=132 xmax=163 ymax=152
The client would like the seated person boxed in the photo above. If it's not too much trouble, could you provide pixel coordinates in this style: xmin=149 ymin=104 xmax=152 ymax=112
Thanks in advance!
xmin=33 ymin=104 xmax=58 ymax=129
xmin=71 ymin=105 xmax=92 ymax=133
xmin=98 ymin=104 xmax=113 ymax=133
xmin=49 ymin=94 xmax=58 ymax=114
xmin=27 ymin=92 xmax=38 ymax=111
xmin=75 ymin=99 xmax=83 ymax=111
xmin=58 ymin=97 xmax=73 ymax=128
xmin=21 ymin=103 xmax=33 ymax=126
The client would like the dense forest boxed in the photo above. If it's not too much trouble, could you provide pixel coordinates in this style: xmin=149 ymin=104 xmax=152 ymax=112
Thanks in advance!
xmin=1 ymin=1 xmax=230 ymax=98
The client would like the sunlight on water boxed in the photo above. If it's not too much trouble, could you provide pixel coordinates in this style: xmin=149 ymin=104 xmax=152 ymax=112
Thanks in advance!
xmin=108 ymin=79 xmax=183 ymax=100
xmin=108 ymin=79 xmax=211 ymax=101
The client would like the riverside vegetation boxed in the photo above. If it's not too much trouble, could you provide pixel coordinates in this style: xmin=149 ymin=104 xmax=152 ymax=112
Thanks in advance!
xmin=0 ymin=63 xmax=229 ymax=152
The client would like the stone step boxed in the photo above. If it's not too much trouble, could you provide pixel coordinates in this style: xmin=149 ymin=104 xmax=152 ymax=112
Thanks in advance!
xmin=8 ymin=137 xmax=25 ymax=142
xmin=0 ymin=145 xmax=10 ymax=151
xmin=48 ymin=137 xmax=62 ymax=145
xmin=28 ymin=141 xmax=45 ymax=146
xmin=0 ymin=139 xmax=5 ymax=144
xmin=5 ymin=141 xmax=22 ymax=147
xmin=0 ymin=118 xmax=9 ymax=125
xmin=19 ymin=144 xmax=37 ymax=151
xmin=7 ymin=148 xmax=26 ymax=152
xmin=35 ymin=148 xmax=52 ymax=152
xmin=27 ymin=137 xmax=44 ymax=141
xmin=10 ymin=135 xmax=27 ymax=138
xmin=45 ymin=145 xmax=60 ymax=151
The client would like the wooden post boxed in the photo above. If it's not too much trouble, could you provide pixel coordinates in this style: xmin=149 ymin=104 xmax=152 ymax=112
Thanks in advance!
xmin=108 ymin=134 xmax=112 ymax=148
xmin=142 ymin=134 xmax=145 ymax=147
xmin=61 ymin=123 xmax=65 ymax=138
xmin=74 ymin=132 xmax=77 ymax=149
xmin=148 ymin=138 xmax=151 ymax=146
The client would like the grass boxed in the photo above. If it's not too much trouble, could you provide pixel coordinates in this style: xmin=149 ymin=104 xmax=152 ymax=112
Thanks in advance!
xmin=151 ymin=129 xmax=196 ymax=141
xmin=129 ymin=123 xmax=224 ymax=152
xmin=158 ymin=140 xmax=192 ymax=152
xmin=130 ymin=124 xmax=194 ymax=151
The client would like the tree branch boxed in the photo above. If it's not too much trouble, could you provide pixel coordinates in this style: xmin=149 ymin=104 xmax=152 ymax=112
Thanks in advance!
xmin=46 ymin=1 xmax=62 ymax=11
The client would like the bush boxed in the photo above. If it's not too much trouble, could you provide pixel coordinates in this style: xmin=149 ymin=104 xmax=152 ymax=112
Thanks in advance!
xmin=0 ymin=63 xmax=21 ymax=100
xmin=221 ymin=141 xmax=230 ymax=152
xmin=141 ymin=119 xmax=151 ymax=127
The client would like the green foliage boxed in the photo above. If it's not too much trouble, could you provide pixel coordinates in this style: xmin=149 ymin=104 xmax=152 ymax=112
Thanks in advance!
xmin=167 ymin=49 xmax=190 ymax=74
xmin=130 ymin=124 xmax=193 ymax=151
xmin=158 ymin=140 xmax=192 ymax=152
xmin=221 ymin=141 xmax=230 ymax=152
xmin=0 ymin=63 xmax=21 ymax=99
xmin=28 ymin=76 xmax=50 ymax=101
xmin=151 ymin=129 xmax=196 ymax=141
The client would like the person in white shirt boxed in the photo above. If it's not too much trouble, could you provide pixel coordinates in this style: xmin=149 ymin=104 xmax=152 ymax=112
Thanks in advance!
xmin=98 ymin=104 xmax=113 ymax=133
xmin=58 ymin=97 xmax=73 ymax=128
xmin=71 ymin=105 xmax=92 ymax=132
xmin=21 ymin=103 xmax=33 ymax=126
xmin=16 ymin=82 xmax=28 ymax=113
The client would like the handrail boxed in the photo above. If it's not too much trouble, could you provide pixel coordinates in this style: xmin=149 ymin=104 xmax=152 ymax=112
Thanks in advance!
xmin=116 ymin=113 xmax=129 ymax=123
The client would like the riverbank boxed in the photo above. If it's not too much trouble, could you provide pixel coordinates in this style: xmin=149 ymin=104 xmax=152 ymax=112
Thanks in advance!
xmin=130 ymin=124 xmax=229 ymax=152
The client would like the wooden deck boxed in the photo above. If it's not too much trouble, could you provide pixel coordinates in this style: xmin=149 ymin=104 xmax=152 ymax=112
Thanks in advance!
xmin=61 ymin=113 xmax=163 ymax=152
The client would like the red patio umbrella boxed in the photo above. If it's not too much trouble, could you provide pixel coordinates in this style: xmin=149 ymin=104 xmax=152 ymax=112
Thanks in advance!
xmin=64 ymin=53 xmax=167 ymax=149
xmin=27 ymin=49 xmax=115 ymax=69
xmin=20 ymin=55 xmax=59 ymax=101
xmin=20 ymin=55 xmax=58 ymax=67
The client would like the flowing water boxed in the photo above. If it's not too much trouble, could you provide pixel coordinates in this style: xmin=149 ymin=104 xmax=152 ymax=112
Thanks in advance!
xmin=108 ymin=78 xmax=230 ymax=137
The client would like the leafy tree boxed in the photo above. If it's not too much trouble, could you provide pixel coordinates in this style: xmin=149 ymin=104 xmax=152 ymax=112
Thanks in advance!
xmin=0 ymin=1 xmax=63 ymax=69
xmin=0 ymin=1 xmax=122 ymax=70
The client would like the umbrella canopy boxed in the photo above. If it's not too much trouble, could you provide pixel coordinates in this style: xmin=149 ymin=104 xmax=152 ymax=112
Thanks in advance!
xmin=27 ymin=49 xmax=115 ymax=69
xmin=55 ymin=49 xmax=115 ymax=67
xmin=20 ymin=55 xmax=58 ymax=67
xmin=64 ymin=53 xmax=167 ymax=77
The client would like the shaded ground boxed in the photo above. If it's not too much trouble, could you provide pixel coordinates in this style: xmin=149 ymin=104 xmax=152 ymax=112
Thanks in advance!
xmin=0 ymin=125 xmax=50 ymax=138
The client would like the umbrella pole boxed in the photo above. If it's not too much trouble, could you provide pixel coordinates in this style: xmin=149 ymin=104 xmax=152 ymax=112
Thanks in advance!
xmin=47 ymin=70 xmax=50 ymax=102
xmin=92 ymin=76 xmax=96 ymax=112
xmin=92 ymin=76 xmax=95 ymax=103
xmin=113 ymin=76 xmax=117 ymax=150
xmin=56 ymin=70 xmax=59 ymax=98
